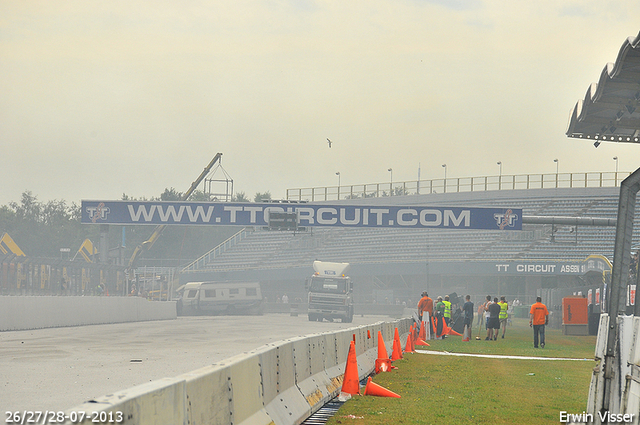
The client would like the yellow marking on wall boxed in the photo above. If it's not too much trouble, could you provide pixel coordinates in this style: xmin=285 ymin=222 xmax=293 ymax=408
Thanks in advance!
xmin=75 ymin=239 xmax=96 ymax=263
xmin=326 ymin=376 xmax=342 ymax=393
xmin=0 ymin=233 xmax=25 ymax=256
xmin=305 ymin=389 xmax=324 ymax=407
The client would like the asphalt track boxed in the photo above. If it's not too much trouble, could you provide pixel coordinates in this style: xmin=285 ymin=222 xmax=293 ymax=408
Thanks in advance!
xmin=1 ymin=314 xmax=395 ymax=414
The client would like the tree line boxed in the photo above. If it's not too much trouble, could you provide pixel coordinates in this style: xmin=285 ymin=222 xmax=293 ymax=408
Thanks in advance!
xmin=0 ymin=189 xmax=274 ymax=265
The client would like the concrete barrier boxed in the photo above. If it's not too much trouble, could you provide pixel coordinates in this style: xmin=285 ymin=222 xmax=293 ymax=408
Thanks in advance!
xmin=0 ymin=296 xmax=176 ymax=331
xmin=587 ymin=314 xmax=640 ymax=424
xmin=62 ymin=318 xmax=412 ymax=425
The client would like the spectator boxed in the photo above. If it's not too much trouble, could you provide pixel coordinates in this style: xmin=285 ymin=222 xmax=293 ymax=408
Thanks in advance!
xmin=498 ymin=296 xmax=508 ymax=339
xmin=529 ymin=296 xmax=549 ymax=348
xmin=443 ymin=295 xmax=452 ymax=326
xmin=486 ymin=297 xmax=501 ymax=340
xmin=484 ymin=295 xmax=493 ymax=330
xmin=417 ymin=291 xmax=433 ymax=323
xmin=462 ymin=295 xmax=474 ymax=341
xmin=476 ymin=301 xmax=485 ymax=326
xmin=435 ymin=296 xmax=445 ymax=338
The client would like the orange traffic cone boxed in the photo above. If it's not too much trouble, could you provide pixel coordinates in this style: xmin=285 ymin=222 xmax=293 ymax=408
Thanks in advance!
xmin=415 ymin=336 xmax=430 ymax=345
xmin=419 ymin=321 xmax=426 ymax=341
xmin=368 ymin=330 xmax=371 ymax=339
xmin=412 ymin=324 xmax=429 ymax=345
xmin=391 ymin=328 xmax=403 ymax=361
xmin=363 ymin=377 xmax=401 ymax=398
xmin=443 ymin=320 xmax=462 ymax=336
xmin=377 ymin=331 xmax=389 ymax=360
xmin=431 ymin=316 xmax=437 ymax=338
xmin=404 ymin=333 xmax=414 ymax=353
xmin=375 ymin=331 xmax=392 ymax=373
xmin=341 ymin=340 xmax=360 ymax=395
xmin=462 ymin=325 xmax=470 ymax=342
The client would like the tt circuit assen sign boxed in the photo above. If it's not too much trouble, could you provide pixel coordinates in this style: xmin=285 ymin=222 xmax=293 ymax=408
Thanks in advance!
xmin=81 ymin=201 xmax=522 ymax=231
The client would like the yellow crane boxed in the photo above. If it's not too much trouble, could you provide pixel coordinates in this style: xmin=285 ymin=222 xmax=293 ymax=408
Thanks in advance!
xmin=126 ymin=153 xmax=223 ymax=272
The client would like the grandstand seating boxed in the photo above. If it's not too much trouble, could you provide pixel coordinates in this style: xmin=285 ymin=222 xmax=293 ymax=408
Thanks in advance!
xmin=184 ymin=186 xmax=640 ymax=272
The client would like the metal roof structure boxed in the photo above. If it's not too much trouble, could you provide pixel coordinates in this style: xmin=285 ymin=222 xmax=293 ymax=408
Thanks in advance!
xmin=566 ymin=31 xmax=640 ymax=146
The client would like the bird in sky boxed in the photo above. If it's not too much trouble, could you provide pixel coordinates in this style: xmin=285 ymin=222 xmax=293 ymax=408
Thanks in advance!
xmin=327 ymin=138 xmax=332 ymax=148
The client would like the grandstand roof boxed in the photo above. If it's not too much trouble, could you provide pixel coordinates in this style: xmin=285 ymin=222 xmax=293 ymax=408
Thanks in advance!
xmin=566 ymin=30 xmax=640 ymax=144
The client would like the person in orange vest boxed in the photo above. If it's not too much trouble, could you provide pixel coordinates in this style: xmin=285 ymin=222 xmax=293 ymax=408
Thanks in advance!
xmin=417 ymin=291 xmax=434 ymax=337
xmin=529 ymin=296 xmax=549 ymax=348
xmin=476 ymin=301 xmax=485 ymax=326
xmin=417 ymin=291 xmax=433 ymax=322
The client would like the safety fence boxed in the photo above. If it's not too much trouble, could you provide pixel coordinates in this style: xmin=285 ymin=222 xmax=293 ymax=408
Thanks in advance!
xmin=0 ymin=254 xmax=126 ymax=296
xmin=286 ymin=171 xmax=629 ymax=202
xmin=61 ymin=318 xmax=412 ymax=425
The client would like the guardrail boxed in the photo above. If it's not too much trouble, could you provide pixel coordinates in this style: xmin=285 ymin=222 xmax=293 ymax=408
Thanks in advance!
xmin=62 ymin=318 xmax=412 ymax=425
xmin=286 ymin=171 xmax=629 ymax=202
xmin=181 ymin=228 xmax=248 ymax=272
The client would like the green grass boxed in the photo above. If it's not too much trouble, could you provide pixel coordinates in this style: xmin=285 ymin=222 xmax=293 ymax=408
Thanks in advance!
xmin=327 ymin=319 xmax=596 ymax=425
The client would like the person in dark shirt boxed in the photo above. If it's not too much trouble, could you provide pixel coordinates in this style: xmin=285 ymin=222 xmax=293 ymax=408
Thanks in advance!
xmin=486 ymin=297 xmax=501 ymax=340
xmin=462 ymin=295 xmax=474 ymax=341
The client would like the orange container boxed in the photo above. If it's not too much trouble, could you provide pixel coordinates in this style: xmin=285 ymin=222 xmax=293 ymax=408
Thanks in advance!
xmin=562 ymin=297 xmax=588 ymax=325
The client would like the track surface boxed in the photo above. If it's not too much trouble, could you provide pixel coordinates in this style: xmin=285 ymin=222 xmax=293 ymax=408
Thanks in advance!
xmin=1 ymin=314 xmax=393 ymax=413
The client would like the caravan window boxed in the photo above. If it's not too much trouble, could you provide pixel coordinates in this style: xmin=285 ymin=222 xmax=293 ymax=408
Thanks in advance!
xmin=246 ymin=287 xmax=257 ymax=296
xmin=204 ymin=290 xmax=216 ymax=297
xmin=229 ymin=288 xmax=239 ymax=295
xmin=186 ymin=289 xmax=198 ymax=298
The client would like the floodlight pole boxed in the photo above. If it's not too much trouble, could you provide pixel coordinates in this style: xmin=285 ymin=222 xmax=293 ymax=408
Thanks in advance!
xmin=442 ymin=164 xmax=447 ymax=192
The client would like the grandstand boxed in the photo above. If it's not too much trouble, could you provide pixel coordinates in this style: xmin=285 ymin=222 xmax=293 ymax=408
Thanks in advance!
xmin=180 ymin=185 xmax=639 ymax=304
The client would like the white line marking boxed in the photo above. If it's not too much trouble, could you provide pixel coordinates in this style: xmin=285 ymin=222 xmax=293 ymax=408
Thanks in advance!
xmin=415 ymin=349 xmax=592 ymax=361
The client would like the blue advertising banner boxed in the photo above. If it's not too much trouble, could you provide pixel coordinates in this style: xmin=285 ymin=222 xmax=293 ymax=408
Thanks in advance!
xmin=81 ymin=201 xmax=522 ymax=230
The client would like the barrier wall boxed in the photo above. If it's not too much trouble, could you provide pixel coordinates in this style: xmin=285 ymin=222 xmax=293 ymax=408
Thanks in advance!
xmin=61 ymin=318 xmax=412 ymax=425
xmin=0 ymin=296 xmax=176 ymax=331
xmin=587 ymin=314 xmax=640 ymax=425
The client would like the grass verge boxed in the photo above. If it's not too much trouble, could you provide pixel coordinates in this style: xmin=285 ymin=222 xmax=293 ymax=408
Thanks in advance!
xmin=327 ymin=318 xmax=596 ymax=425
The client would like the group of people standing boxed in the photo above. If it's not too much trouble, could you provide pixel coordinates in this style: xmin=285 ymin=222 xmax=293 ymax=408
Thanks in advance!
xmin=479 ymin=295 xmax=509 ymax=341
xmin=417 ymin=292 xmax=550 ymax=348
xmin=417 ymin=292 xmax=454 ymax=338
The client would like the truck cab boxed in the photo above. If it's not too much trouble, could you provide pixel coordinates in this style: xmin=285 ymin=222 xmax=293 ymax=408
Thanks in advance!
xmin=306 ymin=261 xmax=354 ymax=322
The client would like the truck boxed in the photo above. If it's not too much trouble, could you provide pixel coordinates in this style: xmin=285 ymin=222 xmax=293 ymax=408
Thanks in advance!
xmin=306 ymin=261 xmax=354 ymax=323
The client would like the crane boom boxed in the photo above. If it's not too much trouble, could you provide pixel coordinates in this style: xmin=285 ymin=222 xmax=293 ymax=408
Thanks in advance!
xmin=126 ymin=153 xmax=223 ymax=271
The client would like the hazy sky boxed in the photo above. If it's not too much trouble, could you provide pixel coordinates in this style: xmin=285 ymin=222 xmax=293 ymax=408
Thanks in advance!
xmin=2 ymin=1 xmax=640 ymax=206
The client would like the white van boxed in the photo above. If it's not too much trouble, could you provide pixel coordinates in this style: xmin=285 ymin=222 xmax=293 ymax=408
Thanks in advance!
xmin=177 ymin=281 xmax=264 ymax=316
